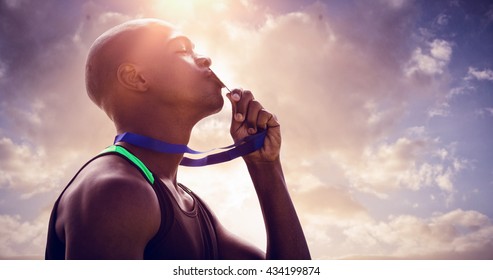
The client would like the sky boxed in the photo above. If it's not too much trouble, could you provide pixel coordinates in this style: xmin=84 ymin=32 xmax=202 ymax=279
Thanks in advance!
xmin=0 ymin=0 xmax=492 ymax=259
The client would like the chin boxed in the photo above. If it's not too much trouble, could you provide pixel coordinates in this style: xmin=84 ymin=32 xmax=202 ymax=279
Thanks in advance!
xmin=198 ymin=95 xmax=224 ymax=119
xmin=210 ymin=97 xmax=225 ymax=115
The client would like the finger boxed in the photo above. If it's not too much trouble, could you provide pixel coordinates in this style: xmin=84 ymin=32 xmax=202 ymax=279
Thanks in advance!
xmin=227 ymin=89 xmax=242 ymax=122
xmin=230 ymin=88 xmax=242 ymax=102
xmin=235 ymin=90 xmax=254 ymax=123
xmin=246 ymin=100 xmax=263 ymax=134
xmin=267 ymin=113 xmax=280 ymax=128
xmin=256 ymin=109 xmax=271 ymax=131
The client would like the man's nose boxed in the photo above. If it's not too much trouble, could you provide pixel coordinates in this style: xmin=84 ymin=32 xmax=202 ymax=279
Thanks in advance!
xmin=195 ymin=55 xmax=212 ymax=68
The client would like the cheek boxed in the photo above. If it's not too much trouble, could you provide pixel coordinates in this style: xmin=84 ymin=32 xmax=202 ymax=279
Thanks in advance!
xmin=144 ymin=56 xmax=200 ymax=93
xmin=145 ymin=64 xmax=179 ymax=88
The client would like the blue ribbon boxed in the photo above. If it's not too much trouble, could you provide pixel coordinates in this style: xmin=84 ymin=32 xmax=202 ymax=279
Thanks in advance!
xmin=114 ymin=130 xmax=267 ymax=167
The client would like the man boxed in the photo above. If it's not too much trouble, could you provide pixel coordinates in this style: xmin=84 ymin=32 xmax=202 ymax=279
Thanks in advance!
xmin=45 ymin=18 xmax=310 ymax=260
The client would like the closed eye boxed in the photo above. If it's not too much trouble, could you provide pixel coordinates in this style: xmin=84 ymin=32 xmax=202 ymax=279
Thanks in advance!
xmin=169 ymin=36 xmax=195 ymax=55
xmin=176 ymin=46 xmax=193 ymax=54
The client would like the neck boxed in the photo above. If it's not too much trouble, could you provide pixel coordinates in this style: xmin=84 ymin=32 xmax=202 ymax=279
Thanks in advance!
xmin=115 ymin=118 xmax=195 ymax=182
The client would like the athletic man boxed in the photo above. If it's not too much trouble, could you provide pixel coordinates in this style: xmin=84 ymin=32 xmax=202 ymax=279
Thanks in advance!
xmin=45 ymin=18 xmax=310 ymax=260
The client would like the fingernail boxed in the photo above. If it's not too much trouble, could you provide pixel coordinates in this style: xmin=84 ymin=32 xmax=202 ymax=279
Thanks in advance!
xmin=235 ymin=113 xmax=243 ymax=121
xmin=232 ymin=93 xmax=240 ymax=101
xmin=248 ymin=128 xmax=256 ymax=134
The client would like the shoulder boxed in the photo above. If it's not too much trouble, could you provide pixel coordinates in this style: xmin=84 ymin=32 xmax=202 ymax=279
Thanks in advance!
xmin=56 ymin=154 xmax=160 ymax=259
xmin=61 ymin=153 xmax=159 ymax=214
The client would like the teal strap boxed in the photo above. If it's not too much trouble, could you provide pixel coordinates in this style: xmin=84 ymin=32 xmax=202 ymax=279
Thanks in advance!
xmin=100 ymin=145 xmax=155 ymax=184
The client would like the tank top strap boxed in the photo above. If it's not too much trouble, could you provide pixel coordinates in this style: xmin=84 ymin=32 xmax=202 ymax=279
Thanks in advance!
xmin=99 ymin=145 xmax=155 ymax=184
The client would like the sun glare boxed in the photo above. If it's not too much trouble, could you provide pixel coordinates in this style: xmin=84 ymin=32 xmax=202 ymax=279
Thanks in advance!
xmin=150 ymin=0 xmax=238 ymax=89
xmin=152 ymin=0 xmax=232 ymax=19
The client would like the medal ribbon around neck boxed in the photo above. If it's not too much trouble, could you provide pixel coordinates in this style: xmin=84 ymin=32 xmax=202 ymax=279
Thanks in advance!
xmin=113 ymin=130 xmax=266 ymax=167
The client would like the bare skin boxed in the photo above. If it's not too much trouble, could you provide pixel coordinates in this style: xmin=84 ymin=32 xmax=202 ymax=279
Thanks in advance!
xmin=54 ymin=19 xmax=310 ymax=260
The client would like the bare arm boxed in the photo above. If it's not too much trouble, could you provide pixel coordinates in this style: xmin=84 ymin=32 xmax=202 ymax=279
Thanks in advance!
xmin=226 ymin=89 xmax=311 ymax=260
xmin=246 ymin=159 xmax=310 ymax=259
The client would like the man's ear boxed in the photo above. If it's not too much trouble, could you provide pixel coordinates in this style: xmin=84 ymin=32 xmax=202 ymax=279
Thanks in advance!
xmin=117 ymin=63 xmax=149 ymax=92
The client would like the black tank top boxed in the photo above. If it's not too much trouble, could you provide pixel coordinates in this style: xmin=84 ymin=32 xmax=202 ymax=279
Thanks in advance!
xmin=45 ymin=145 xmax=219 ymax=259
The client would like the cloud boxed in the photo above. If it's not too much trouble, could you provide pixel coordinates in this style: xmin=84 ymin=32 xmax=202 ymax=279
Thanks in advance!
xmin=0 ymin=212 xmax=49 ymax=259
xmin=405 ymin=39 xmax=453 ymax=76
xmin=341 ymin=209 xmax=493 ymax=259
xmin=475 ymin=107 xmax=493 ymax=117
xmin=336 ymin=134 xmax=467 ymax=198
xmin=466 ymin=67 xmax=493 ymax=81
xmin=0 ymin=137 xmax=51 ymax=194
xmin=430 ymin=39 xmax=453 ymax=61
xmin=0 ymin=0 xmax=84 ymax=82
xmin=294 ymin=185 xmax=369 ymax=221
xmin=428 ymin=67 xmax=493 ymax=119
xmin=0 ymin=135 xmax=90 ymax=198
xmin=427 ymin=82 xmax=478 ymax=117
xmin=435 ymin=13 xmax=451 ymax=26
xmin=0 ymin=59 xmax=6 ymax=80
xmin=379 ymin=0 xmax=412 ymax=10
xmin=0 ymin=1 xmax=139 ymax=197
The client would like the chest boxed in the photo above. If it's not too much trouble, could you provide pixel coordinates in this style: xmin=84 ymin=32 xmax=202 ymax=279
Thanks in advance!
xmin=144 ymin=182 xmax=218 ymax=259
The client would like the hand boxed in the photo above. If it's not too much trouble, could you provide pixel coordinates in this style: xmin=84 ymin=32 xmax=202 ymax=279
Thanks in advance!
xmin=226 ymin=89 xmax=281 ymax=163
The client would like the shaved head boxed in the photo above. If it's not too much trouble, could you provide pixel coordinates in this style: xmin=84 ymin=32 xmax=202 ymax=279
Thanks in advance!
xmin=85 ymin=19 xmax=174 ymax=115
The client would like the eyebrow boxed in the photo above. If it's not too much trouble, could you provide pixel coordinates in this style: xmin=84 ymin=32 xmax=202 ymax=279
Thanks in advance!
xmin=167 ymin=35 xmax=195 ymax=49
